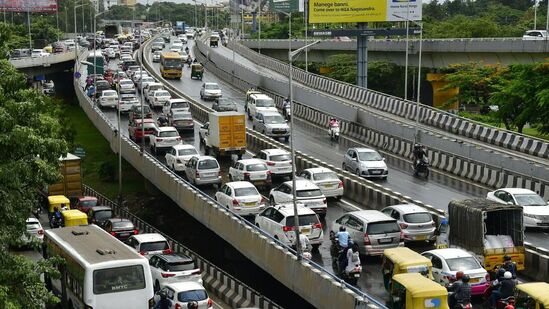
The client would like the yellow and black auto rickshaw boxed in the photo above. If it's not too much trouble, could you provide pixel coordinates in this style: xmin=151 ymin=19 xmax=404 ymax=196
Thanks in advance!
xmin=47 ymin=195 xmax=70 ymax=214
xmin=382 ymin=247 xmax=433 ymax=291
xmin=390 ymin=273 xmax=449 ymax=309
xmin=515 ymin=282 xmax=549 ymax=309
xmin=191 ymin=63 xmax=204 ymax=80
xmin=61 ymin=209 xmax=88 ymax=227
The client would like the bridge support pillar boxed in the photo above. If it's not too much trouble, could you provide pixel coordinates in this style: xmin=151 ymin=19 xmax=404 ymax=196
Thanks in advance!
xmin=356 ymin=23 xmax=368 ymax=88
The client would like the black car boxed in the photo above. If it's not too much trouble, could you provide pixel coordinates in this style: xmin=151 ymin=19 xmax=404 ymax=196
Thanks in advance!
xmin=95 ymin=80 xmax=111 ymax=97
xmin=212 ymin=98 xmax=238 ymax=112
xmin=88 ymin=206 xmax=113 ymax=226
xmin=129 ymin=105 xmax=153 ymax=122
xmin=102 ymin=218 xmax=137 ymax=242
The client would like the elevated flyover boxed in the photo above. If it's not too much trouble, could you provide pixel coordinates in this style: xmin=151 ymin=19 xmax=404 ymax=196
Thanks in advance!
xmin=9 ymin=51 xmax=75 ymax=76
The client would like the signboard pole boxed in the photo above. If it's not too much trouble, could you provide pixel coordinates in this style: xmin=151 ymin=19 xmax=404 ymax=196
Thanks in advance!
xmin=356 ymin=22 xmax=367 ymax=88
xmin=258 ymin=0 xmax=261 ymax=54
xmin=27 ymin=9 xmax=32 ymax=50
xmin=304 ymin=0 xmax=308 ymax=71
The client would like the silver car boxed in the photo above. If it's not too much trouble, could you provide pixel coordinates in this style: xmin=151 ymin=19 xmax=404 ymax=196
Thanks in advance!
xmin=381 ymin=204 xmax=436 ymax=243
xmin=199 ymin=82 xmax=222 ymax=100
xmin=252 ymin=111 xmax=290 ymax=142
xmin=342 ymin=147 xmax=388 ymax=179
xmin=184 ymin=155 xmax=222 ymax=186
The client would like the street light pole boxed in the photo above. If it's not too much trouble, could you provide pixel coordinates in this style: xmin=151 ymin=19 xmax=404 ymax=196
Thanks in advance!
xmin=404 ymin=1 xmax=410 ymax=100
xmin=27 ymin=9 xmax=32 ymax=51
xmin=534 ymin=0 xmax=538 ymax=30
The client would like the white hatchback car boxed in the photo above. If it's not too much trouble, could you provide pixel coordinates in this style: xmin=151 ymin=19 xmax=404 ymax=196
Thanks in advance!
xmin=255 ymin=148 xmax=292 ymax=178
xmin=215 ymin=181 xmax=266 ymax=216
xmin=126 ymin=233 xmax=172 ymax=258
xmin=422 ymin=248 xmax=489 ymax=296
xmin=486 ymin=188 xmax=549 ymax=228
xmin=343 ymin=147 xmax=388 ymax=179
xmin=20 ymin=217 xmax=44 ymax=245
xmin=155 ymin=281 xmax=212 ymax=309
xmin=149 ymin=126 xmax=182 ymax=154
xmin=255 ymin=204 xmax=323 ymax=250
xmin=228 ymin=159 xmax=272 ymax=187
xmin=99 ymin=90 xmax=118 ymax=108
xmin=149 ymin=253 xmax=202 ymax=292
xmin=299 ymin=167 xmax=343 ymax=200
xmin=184 ymin=156 xmax=222 ymax=186
xmin=118 ymin=93 xmax=139 ymax=112
xmin=381 ymin=204 xmax=436 ymax=242
xmin=165 ymin=144 xmax=199 ymax=172
xmin=269 ymin=179 xmax=327 ymax=218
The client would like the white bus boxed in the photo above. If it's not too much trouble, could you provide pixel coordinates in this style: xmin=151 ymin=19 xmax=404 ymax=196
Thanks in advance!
xmin=43 ymin=224 xmax=154 ymax=309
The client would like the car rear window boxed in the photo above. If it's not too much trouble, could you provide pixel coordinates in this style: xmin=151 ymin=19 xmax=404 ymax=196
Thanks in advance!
xmin=167 ymin=260 xmax=196 ymax=272
xmin=159 ymin=131 xmax=179 ymax=137
xmin=140 ymin=241 xmax=169 ymax=252
xmin=296 ymin=189 xmax=322 ymax=198
xmin=403 ymin=212 xmax=432 ymax=224
xmin=445 ymin=257 xmax=481 ymax=271
xmin=172 ymin=102 xmax=189 ymax=109
xmin=177 ymin=289 xmax=208 ymax=302
xmin=112 ymin=221 xmax=135 ymax=230
xmin=80 ymin=200 xmax=97 ymax=207
xmin=312 ymin=172 xmax=338 ymax=181
xmin=178 ymin=148 xmax=198 ymax=156
xmin=94 ymin=210 xmax=113 ymax=221
xmin=93 ymin=265 xmax=145 ymax=295
xmin=270 ymin=154 xmax=291 ymax=161
xmin=26 ymin=221 xmax=41 ymax=230
xmin=285 ymin=214 xmax=319 ymax=227
xmin=234 ymin=187 xmax=259 ymax=197
xmin=246 ymin=163 xmax=267 ymax=171
xmin=367 ymin=221 xmax=400 ymax=234
xmin=198 ymin=159 xmax=218 ymax=170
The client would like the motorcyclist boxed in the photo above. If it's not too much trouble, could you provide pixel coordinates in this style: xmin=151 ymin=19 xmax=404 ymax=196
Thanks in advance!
xmin=412 ymin=143 xmax=427 ymax=168
xmin=282 ymin=98 xmax=291 ymax=118
xmin=448 ymin=271 xmax=464 ymax=308
xmin=502 ymin=255 xmax=517 ymax=278
xmin=329 ymin=117 xmax=339 ymax=128
xmin=157 ymin=115 xmax=169 ymax=127
xmin=490 ymin=271 xmax=516 ymax=307
xmin=344 ymin=242 xmax=361 ymax=275
xmin=449 ymin=274 xmax=471 ymax=308
xmin=335 ymin=226 xmax=351 ymax=274
xmin=52 ymin=207 xmax=62 ymax=225
xmin=295 ymin=233 xmax=312 ymax=258
xmin=154 ymin=290 xmax=171 ymax=309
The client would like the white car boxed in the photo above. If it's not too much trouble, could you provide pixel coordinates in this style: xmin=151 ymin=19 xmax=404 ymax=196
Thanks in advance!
xmin=132 ymin=71 xmax=150 ymax=84
xmin=104 ymin=47 xmax=116 ymax=59
xmin=31 ymin=49 xmax=49 ymax=58
xmin=522 ymin=30 xmax=549 ymax=40
xmin=19 ymin=217 xmax=44 ymax=245
xmin=486 ymin=188 xmax=549 ymax=228
xmin=228 ymin=159 xmax=272 ymax=187
xmin=422 ymin=248 xmax=489 ymax=296
xmin=252 ymin=111 xmax=290 ymax=141
xmin=381 ymin=204 xmax=436 ymax=242
xmin=342 ymin=147 xmax=388 ymax=179
xmin=155 ymin=281 xmax=212 ymax=309
xmin=138 ymin=76 xmax=156 ymax=92
xmin=215 ymin=181 xmax=266 ymax=216
xmin=163 ymin=98 xmax=190 ymax=116
xmin=165 ymin=144 xmax=199 ymax=172
xmin=118 ymin=94 xmax=139 ymax=112
xmin=149 ymin=253 xmax=202 ymax=292
xmin=255 ymin=204 xmax=323 ymax=249
xmin=184 ymin=156 xmax=222 ymax=186
xmin=298 ymin=167 xmax=343 ymax=199
xmin=126 ymin=233 xmax=172 ymax=258
xmin=152 ymin=51 xmax=161 ymax=62
xmin=178 ymin=50 xmax=189 ymax=62
xmin=117 ymin=78 xmax=135 ymax=94
xmin=171 ymin=42 xmax=184 ymax=52
xmin=255 ymin=148 xmax=292 ymax=178
xmin=99 ymin=90 xmax=118 ymax=108
xmin=199 ymin=82 xmax=222 ymax=100
xmin=269 ymin=179 xmax=327 ymax=218
xmin=246 ymin=93 xmax=277 ymax=120
xmin=149 ymin=126 xmax=181 ymax=154
xmin=151 ymin=90 xmax=172 ymax=108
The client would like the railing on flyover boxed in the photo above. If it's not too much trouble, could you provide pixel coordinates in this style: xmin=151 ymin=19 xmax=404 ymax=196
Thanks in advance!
xmin=9 ymin=51 xmax=76 ymax=69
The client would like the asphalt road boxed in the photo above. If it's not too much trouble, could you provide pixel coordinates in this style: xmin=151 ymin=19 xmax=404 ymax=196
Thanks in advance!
xmin=80 ymin=39 xmax=545 ymax=305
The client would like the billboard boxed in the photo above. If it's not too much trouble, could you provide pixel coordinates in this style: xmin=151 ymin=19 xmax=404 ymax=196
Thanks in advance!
xmin=0 ymin=0 xmax=58 ymax=12
xmin=308 ymin=0 xmax=421 ymax=23
xmin=269 ymin=0 xmax=302 ymax=13
xmin=232 ymin=0 xmax=268 ymax=13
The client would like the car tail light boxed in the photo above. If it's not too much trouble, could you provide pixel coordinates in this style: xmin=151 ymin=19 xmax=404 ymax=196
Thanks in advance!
xmin=139 ymin=251 xmax=146 ymax=255
xmin=244 ymin=172 xmax=250 ymax=180
xmin=485 ymin=273 xmax=490 ymax=281
xmin=338 ymin=181 xmax=344 ymax=188
xmin=399 ymin=223 xmax=408 ymax=229
xmin=364 ymin=233 xmax=371 ymax=245
xmin=196 ymin=171 xmax=200 ymax=177
xmin=176 ymin=137 xmax=181 ymax=141
xmin=282 ymin=226 xmax=294 ymax=232
xmin=261 ymin=197 xmax=267 ymax=204
xmin=191 ymin=269 xmax=202 ymax=275
xmin=110 ymin=232 xmax=116 ymax=236
xmin=323 ymin=198 xmax=327 ymax=204
xmin=208 ymin=299 xmax=213 ymax=308
xmin=133 ymin=229 xmax=139 ymax=235
xmin=266 ymin=161 xmax=275 ymax=166
xmin=161 ymin=272 xmax=175 ymax=278
xmin=313 ymin=223 xmax=322 ymax=229
xmin=162 ymin=248 xmax=173 ymax=254
xmin=400 ymin=231 xmax=404 ymax=241
xmin=175 ymin=304 xmax=182 ymax=309
xmin=157 ymin=138 xmax=163 ymax=142
xmin=232 ymin=199 xmax=239 ymax=206
xmin=37 ymin=229 xmax=44 ymax=235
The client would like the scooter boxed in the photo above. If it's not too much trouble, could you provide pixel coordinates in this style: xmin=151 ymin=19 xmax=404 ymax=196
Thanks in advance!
xmin=329 ymin=232 xmax=361 ymax=286
xmin=283 ymin=105 xmax=291 ymax=120
xmin=49 ymin=214 xmax=62 ymax=228
xmin=413 ymin=156 xmax=430 ymax=178
xmin=329 ymin=125 xmax=340 ymax=142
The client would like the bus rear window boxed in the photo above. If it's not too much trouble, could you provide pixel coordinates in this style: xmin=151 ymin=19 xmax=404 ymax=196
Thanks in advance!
xmin=93 ymin=265 xmax=145 ymax=294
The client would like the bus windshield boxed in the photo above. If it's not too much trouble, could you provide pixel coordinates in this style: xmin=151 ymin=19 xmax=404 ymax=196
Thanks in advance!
xmin=163 ymin=58 xmax=182 ymax=68
xmin=93 ymin=265 xmax=145 ymax=295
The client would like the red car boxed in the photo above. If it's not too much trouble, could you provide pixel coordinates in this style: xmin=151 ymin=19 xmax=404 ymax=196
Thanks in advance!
xmin=129 ymin=118 xmax=156 ymax=142
xmin=69 ymin=196 xmax=98 ymax=213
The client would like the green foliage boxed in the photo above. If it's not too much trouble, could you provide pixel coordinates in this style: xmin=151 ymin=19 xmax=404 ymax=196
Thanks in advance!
xmin=0 ymin=59 xmax=66 ymax=307
xmin=323 ymin=54 xmax=357 ymax=84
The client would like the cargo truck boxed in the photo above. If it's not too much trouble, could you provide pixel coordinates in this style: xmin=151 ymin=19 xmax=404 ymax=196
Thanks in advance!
xmin=47 ymin=153 xmax=82 ymax=197
xmin=446 ymin=199 xmax=525 ymax=273
xmin=175 ymin=21 xmax=186 ymax=35
xmin=104 ymin=24 xmax=120 ymax=38
xmin=204 ymin=112 xmax=246 ymax=159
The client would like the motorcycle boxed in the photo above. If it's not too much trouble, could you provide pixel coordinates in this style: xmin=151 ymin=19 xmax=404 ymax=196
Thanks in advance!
xmin=482 ymin=284 xmax=516 ymax=309
xmin=49 ymin=214 xmax=62 ymax=228
xmin=447 ymin=290 xmax=472 ymax=309
xmin=329 ymin=231 xmax=361 ymax=286
xmin=413 ymin=156 xmax=430 ymax=178
xmin=283 ymin=104 xmax=291 ymax=120
xmin=329 ymin=124 xmax=340 ymax=142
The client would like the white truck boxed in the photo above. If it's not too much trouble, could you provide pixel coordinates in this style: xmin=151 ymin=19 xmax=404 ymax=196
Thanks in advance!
xmin=203 ymin=112 xmax=246 ymax=159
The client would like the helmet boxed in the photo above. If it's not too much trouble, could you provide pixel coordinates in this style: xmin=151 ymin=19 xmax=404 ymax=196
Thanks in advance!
xmin=461 ymin=274 xmax=470 ymax=283
xmin=414 ymin=143 xmax=421 ymax=149
xmin=159 ymin=290 xmax=167 ymax=300
xmin=504 ymin=271 xmax=512 ymax=279
xmin=504 ymin=255 xmax=512 ymax=261
xmin=339 ymin=226 xmax=346 ymax=232
xmin=330 ymin=117 xmax=336 ymax=121
xmin=456 ymin=271 xmax=464 ymax=281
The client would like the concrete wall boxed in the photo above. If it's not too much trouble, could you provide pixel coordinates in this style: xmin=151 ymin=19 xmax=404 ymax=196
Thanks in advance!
xmin=10 ymin=51 xmax=75 ymax=69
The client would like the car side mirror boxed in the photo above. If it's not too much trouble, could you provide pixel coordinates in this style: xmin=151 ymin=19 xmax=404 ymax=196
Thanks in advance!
xmin=354 ymin=157 xmax=359 ymax=162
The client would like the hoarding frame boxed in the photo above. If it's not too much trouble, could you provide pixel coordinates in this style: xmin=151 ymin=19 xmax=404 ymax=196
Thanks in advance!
xmin=0 ymin=0 xmax=58 ymax=13
xmin=308 ymin=0 xmax=421 ymax=24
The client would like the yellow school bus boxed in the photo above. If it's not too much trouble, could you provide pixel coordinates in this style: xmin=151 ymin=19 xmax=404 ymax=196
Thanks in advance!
xmin=160 ymin=51 xmax=182 ymax=79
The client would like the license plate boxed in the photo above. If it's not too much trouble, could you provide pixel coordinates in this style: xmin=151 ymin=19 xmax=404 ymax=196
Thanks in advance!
xmin=300 ymin=228 xmax=310 ymax=234
xmin=354 ymin=274 xmax=360 ymax=278
xmin=203 ymin=173 xmax=216 ymax=177
xmin=415 ymin=235 xmax=427 ymax=240
xmin=244 ymin=202 xmax=256 ymax=207
xmin=371 ymin=170 xmax=382 ymax=175
xmin=120 ymin=233 xmax=129 ymax=237
xmin=378 ymin=238 xmax=392 ymax=244
xmin=323 ymin=184 xmax=334 ymax=188
xmin=469 ymin=278 xmax=480 ymax=283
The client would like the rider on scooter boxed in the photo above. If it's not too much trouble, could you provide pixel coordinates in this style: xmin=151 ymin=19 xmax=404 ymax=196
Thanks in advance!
xmin=413 ymin=143 xmax=427 ymax=167
xmin=448 ymin=273 xmax=471 ymax=308
xmin=329 ymin=117 xmax=340 ymax=139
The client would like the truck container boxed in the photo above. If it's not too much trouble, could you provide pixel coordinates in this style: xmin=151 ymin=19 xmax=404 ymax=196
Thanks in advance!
xmin=104 ymin=24 xmax=120 ymax=38
xmin=448 ymin=198 xmax=525 ymax=272
xmin=175 ymin=21 xmax=186 ymax=35
xmin=47 ymin=153 xmax=82 ymax=197
xmin=205 ymin=112 xmax=246 ymax=159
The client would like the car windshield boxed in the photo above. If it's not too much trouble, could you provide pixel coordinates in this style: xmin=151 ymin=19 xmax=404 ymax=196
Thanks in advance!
xmin=205 ymin=83 xmax=219 ymax=90
xmin=155 ymin=91 xmax=170 ymax=97
xmin=113 ymin=221 xmax=135 ymax=230
xmin=296 ymin=189 xmax=322 ymax=198
xmin=120 ymin=80 xmax=133 ymax=85
xmin=234 ymin=187 xmax=259 ymax=197
xmin=166 ymin=260 xmax=197 ymax=272
xmin=256 ymin=99 xmax=275 ymax=107
xmin=403 ymin=212 xmax=432 ymax=223
xmin=514 ymin=193 xmax=546 ymax=206
xmin=177 ymin=289 xmax=208 ymax=302
xmin=93 ymin=265 xmax=145 ymax=295
xmin=198 ymin=159 xmax=219 ymax=170
xmin=367 ymin=221 xmax=400 ymax=234
xmin=94 ymin=210 xmax=113 ymax=221
xmin=312 ymin=172 xmax=338 ymax=181
xmin=178 ymin=148 xmax=198 ymax=156
xmin=26 ymin=221 xmax=41 ymax=230
xmin=286 ymin=214 xmax=319 ymax=226
xmin=173 ymin=112 xmax=191 ymax=119
xmin=263 ymin=115 xmax=285 ymax=124
xmin=246 ymin=163 xmax=267 ymax=171
xmin=141 ymin=241 xmax=169 ymax=252
xmin=358 ymin=151 xmax=382 ymax=161
xmin=159 ymin=130 xmax=179 ymax=137
xmin=134 ymin=106 xmax=151 ymax=113
xmin=445 ymin=257 xmax=481 ymax=271
xmin=270 ymin=154 xmax=291 ymax=161
xmin=172 ymin=102 xmax=189 ymax=109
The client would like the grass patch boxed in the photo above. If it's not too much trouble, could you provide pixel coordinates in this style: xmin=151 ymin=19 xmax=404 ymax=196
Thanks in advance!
xmin=62 ymin=102 xmax=146 ymax=200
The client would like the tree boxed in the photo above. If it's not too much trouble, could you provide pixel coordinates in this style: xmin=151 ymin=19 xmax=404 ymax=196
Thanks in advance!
xmin=531 ymin=61 xmax=549 ymax=134
xmin=0 ymin=60 xmax=67 ymax=308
